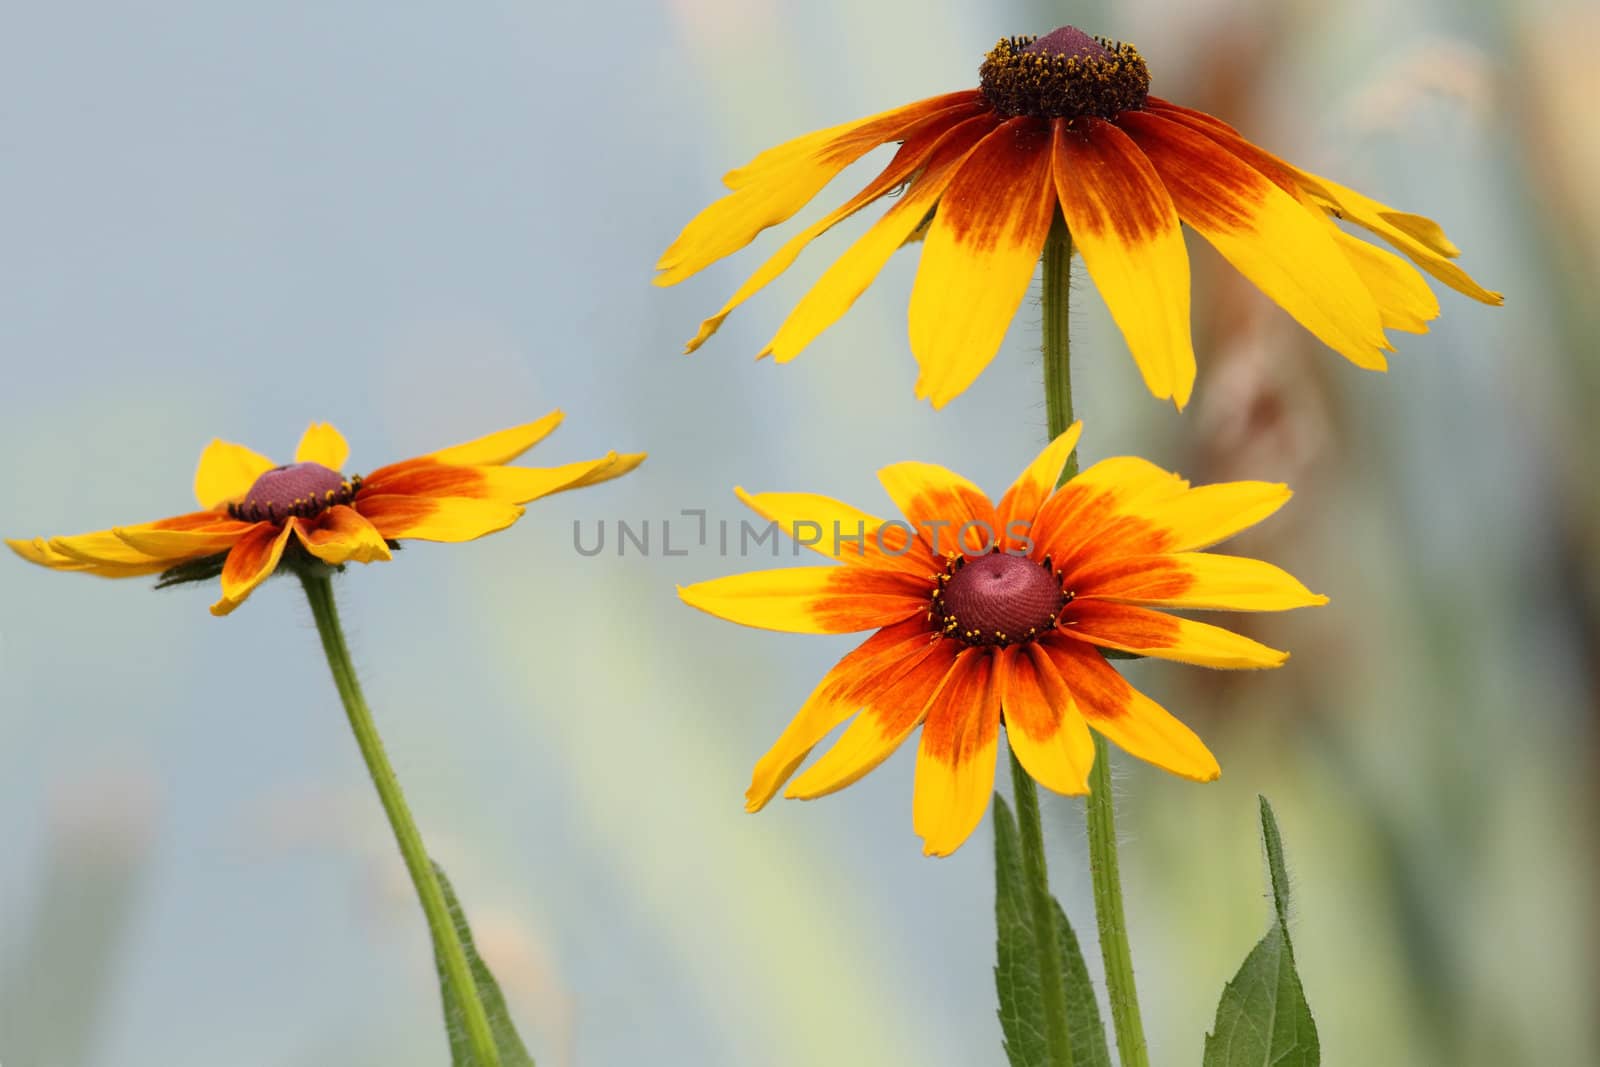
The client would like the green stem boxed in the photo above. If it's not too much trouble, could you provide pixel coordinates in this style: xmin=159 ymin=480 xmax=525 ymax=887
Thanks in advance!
xmin=299 ymin=569 xmax=501 ymax=1067
xmin=1009 ymin=750 xmax=1076 ymax=1067
xmin=1038 ymin=219 xmax=1149 ymax=1067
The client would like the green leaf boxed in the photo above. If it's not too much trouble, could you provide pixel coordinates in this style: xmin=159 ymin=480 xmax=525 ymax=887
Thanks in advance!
xmin=994 ymin=793 xmax=1112 ymax=1067
xmin=432 ymin=861 xmax=538 ymax=1067
xmin=1203 ymin=796 xmax=1320 ymax=1067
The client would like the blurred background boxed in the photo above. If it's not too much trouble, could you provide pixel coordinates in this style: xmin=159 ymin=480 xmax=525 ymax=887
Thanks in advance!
xmin=1 ymin=0 xmax=1594 ymax=1063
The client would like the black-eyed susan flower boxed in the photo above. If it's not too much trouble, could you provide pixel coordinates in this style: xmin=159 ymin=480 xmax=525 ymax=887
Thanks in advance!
xmin=679 ymin=424 xmax=1325 ymax=856
xmin=657 ymin=26 xmax=1501 ymax=409
xmin=9 ymin=413 xmax=644 ymax=616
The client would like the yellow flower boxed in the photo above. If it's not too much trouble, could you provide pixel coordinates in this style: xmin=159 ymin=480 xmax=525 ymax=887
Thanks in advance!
xmin=657 ymin=27 xmax=1501 ymax=409
xmin=679 ymin=424 xmax=1325 ymax=856
xmin=9 ymin=413 xmax=645 ymax=616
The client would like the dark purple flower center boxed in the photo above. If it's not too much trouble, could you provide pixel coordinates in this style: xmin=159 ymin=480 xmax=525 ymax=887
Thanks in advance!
xmin=228 ymin=462 xmax=362 ymax=524
xmin=978 ymin=27 xmax=1150 ymax=120
xmin=932 ymin=551 xmax=1068 ymax=647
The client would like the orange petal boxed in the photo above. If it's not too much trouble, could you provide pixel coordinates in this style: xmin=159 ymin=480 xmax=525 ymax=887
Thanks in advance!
xmin=746 ymin=616 xmax=945 ymax=811
xmin=678 ymin=565 xmax=929 ymax=634
xmin=733 ymin=488 xmax=930 ymax=574
xmin=1121 ymin=110 xmax=1390 ymax=371
xmin=784 ymin=639 xmax=961 ymax=799
xmin=211 ymin=521 xmax=294 ymax=616
xmin=363 ymin=453 xmax=644 ymax=504
xmin=1058 ymin=599 xmax=1288 ymax=668
xmin=1043 ymin=637 xmax=1220 ymax=781
xmin=909 ymin=116 xmax=1059 ymax=407
xmin=656 ymin=92 xmax=982 ymax=286
xmin=293 ymin=422 xmax=350 ymax=470
xmin=876 ymin=461 xmax=1000 ymax=557
xmin=994 ymin=423 xmax=1084 ymax=552
xmin=760 ymin=113 xmax=996 ymax=362
xmin=997 ymin=644 xmax=1094 ymax=795
xmin=193 ymin=439 xmax=276 ymax=509
xmin=685 ymin=99 xmax=985 ymax=351
xmin=356 ymin=494 xmax=525 ymax=543
xmin=1033 ymin=456 xmax=1189 ymax=570
xmin=295 ymin=505 xmax=393 ymax=565
xmin=913 ymin=649 xmax=1002 ymax=856
xmin=418 ymin=411 xmax=565 ymax=467
xmin=1054 ymin=118 xmax=1196 ymax=407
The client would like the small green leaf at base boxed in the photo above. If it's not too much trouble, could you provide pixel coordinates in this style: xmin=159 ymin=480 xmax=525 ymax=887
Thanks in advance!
xmin=432 ymin=861 xmax=537 ymax=1067
xmin=994 ymin=793 xmax=1112 ymax=1067
xmin=1203 ymin=796 xmax=1320 ymax=1067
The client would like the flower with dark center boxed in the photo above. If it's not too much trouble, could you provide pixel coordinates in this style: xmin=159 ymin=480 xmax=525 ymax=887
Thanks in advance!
xmin=10 ymin=415 xmax=645 ymax=616
xmin=679 ymin=422 xmax=1327 ymax=856
xmin=657 ymin=26 xmax=1501 ymax=410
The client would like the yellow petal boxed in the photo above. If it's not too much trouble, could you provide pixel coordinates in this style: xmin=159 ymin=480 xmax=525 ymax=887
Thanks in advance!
xmin=1331 ymin=227 xmax=1440 ymax=334
xmin=356 ymin=494 xmax=525 ymax=544
xmin=1045 ymin=638 xmax=1220 ymax=781
xmin=1054 ymin=118 xmax=1196 ymax=407
xmin=193 ymin=439 xmax=277 ymax=509
xmin=211 ymin=522 xmax=294 ymax=617
xmin=1144 ymin=480 xmax=1293 ymax=553
xmin=656 ymin=93 xmax=980 ymax=286
xmin=7 ymin=536 xmax=171 ymax=578
xmin=876 ymin=461 xmax=998 ymax=557
xmin=913 ymin=651 xmax=1001 ymax=856
xmin=293 ymin=422 xmax=350 ymax=470
xmin=998 ymin=644 xmax=1095 ymax=796
xmin=1076 ymin=552 xmax=1329 ymax=612
xmin=114 ymin=523 xmax=254 ymax=560
xmin=296 ymin=505 xmax=393 ymax=565
xmin=761 ymin=114 xmax=995 ymax=362
xmin=995 ymin=422 xmax=1084 ymax=547
xmin=1121 ymin=111 xmax=1390 ymax=371
xmin=677 ymin=565 xmax=927 ymax=635
xmin=424 ymin=411 xmax=565 ymax=467
xmin=910 ymin=116 xmax=1059 ymax=407
xmin=1060 ymin=599 xmax=1288 ymax=669
xmin=785 ymin=641 xmax=960 ymax=799
xmin=733 ymin=488 xmax=924 ymax=572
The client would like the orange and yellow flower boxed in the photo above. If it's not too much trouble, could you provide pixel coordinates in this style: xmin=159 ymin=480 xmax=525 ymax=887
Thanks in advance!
xmin=657 ymin=26 xmax=1501 ymax=410
xmin=8 ymin=413 xmax=644 ymax=616
xmin=679 ymin=424 xmax=1325 ymax=855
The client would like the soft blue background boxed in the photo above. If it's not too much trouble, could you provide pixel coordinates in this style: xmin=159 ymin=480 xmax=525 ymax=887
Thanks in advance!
xmin=2 ymin=1 xmax=1595 ymax=1064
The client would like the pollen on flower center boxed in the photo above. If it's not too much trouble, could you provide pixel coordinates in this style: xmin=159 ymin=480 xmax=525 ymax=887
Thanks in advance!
xmin=978 ymin=27 xmax=1150 ymax=120
xmin=228 ymin=462 xmax=362 ymax=524
xmin=931 ymin=550 xmax=1069 ymax=647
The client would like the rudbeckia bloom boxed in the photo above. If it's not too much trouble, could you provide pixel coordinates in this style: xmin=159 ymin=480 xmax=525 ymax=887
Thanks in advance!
xmin=679 ymin=424 xmax=1325 ymax=855
xmin=657 ymin=26 xmax=1501 ymax=409
xmin=8 ymin=413 xmax=644 ymax=616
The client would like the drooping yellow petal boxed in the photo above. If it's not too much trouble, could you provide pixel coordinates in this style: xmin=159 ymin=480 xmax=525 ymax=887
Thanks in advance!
xmin=422 ymin=411 xmax=565 ymax=467
xmin=733 ymin=488 xmax=925 ymax=572
xmin=193 ymin=439 xmax=277 ymax=509
xmin=913 ymin=651 xmax=1001 ymax=856
xmin=211 ymin=522 xmax=294 ymax=617
xmin=656 ymin=93 xmax=981 ymax=286
xmin=1075 ymin=552 xmax=1328 ymax=612
xmin=910 ymin=116 xmax=1059 ymax=407
xmin=785 ymin=641 xmax=960 ymax=799
xmin=295 ymin=505 xmax=393 ymax=565
xmin=877 ymin=461 xmax=999 ymax=557
xmin=293 ymin=422 xmax=350 ymax=470
xmin=1059 ymin=599 xmax=1289 ymax=669
xmin=685 ymin=101 xmax=985 ymax=352
xmin=7 ymin=537 xmax=171 ymax=578
xmin=356 ymin=494 xmax=525 ymax=544
xmin=1044 ymin=637 xmax=1220 ymax=781
xmin=746 ymin=617 xmax=946 ymax=811
xmin=678 ymin=565 xmax=927 ymax=635
xmin=1121 ymin=110 xmax=1390 ymax=371
xmin=761 ymin=114 xmax=995 ymax=362
xmin=1331 ymin=227 xmax=1440 ymax=334
xmin=998 ymin=644 xmax=1095 ymax=796
xmin=1054 ymin=118 xmax=1195 ymax=407
xmin=995 ymin=423 xmax=1084 ymax=550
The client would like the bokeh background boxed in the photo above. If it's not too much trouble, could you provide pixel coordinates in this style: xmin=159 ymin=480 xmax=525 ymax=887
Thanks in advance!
xmin=2 ymin=0 xmax=1595 ymax=1064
